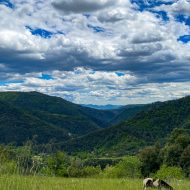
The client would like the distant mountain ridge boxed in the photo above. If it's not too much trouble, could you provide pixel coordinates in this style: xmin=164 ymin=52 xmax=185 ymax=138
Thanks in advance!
xmin=0 ymin=91 xmax=147 ymax=146
xmin=5 ymin=91 xmax=190 ymax=157
xmin=61 ymin=96 xmax=190 ymax=156
xmin=82 ymin=104 xmax=123 ymax=110
xmin=4 ymin=91 xmax=189 ymax=157
xmin=0 ymin=99 xmax=69 ymax=145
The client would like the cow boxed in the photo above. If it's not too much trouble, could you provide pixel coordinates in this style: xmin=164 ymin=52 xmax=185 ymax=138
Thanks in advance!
xmin=143 ymin=178 xmax=173 ymax=190
xmin=143 ymin=178 xmax=153 ymax=190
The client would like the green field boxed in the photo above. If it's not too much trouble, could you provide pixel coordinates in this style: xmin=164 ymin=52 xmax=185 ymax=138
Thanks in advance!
xmin=0 ymin=176 xmax=189 ymax=190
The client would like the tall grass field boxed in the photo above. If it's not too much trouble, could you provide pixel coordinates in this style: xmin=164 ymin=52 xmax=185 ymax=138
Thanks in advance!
xmin=0 ymin=176 xmax=189 ymax=190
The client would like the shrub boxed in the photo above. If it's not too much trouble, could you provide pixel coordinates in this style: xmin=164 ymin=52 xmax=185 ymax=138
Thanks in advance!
xmin=0 ymin=161 xmax=18 ymax=175
xmin=154 ymin=165 xmax=185 ymax=180
xmin=104 ymin=165 xmax=119 ymax=178
xmin=83 ymin=166 xmax=102 ymax=177
xmin=139 ymin=145 xmax=162 ymax=177
xmin=104 ymin=156 xmax=141 ymax=178
xmin=67 ymin=166 xmax=84 ymax=177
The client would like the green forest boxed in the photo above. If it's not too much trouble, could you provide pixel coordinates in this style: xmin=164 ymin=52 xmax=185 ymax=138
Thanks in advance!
xmin=0 ymin=92 xmax=190 ymax=190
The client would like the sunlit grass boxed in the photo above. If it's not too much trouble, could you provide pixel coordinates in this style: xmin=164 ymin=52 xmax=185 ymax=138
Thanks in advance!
xmin=0 ymin=175 xmax=189 ymax=190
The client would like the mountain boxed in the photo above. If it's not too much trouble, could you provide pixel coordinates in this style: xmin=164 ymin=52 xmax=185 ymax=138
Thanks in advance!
xmin=0 ymin=91 xmax=147 ymax=146
xmin=0 ymin=91 xmax=152 ymax=149
xmin=2 ymin=91 xmax=190 ymax=157
xmin=0 ymin=100 xmax=69 ymax=145
xmin=62 ymin=96 xmax=190 ymax=156
xmin=82 ymin=104 xmax=123 ymax=110
xmin=110 ymin=104 xmax=148 ymax=125
xmin=0 ymin=92 xmax=111 ymax=138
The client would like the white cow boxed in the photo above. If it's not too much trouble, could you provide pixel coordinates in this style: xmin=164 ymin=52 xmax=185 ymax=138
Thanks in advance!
xmin=143 ymin=178 xmax=153 ymax=190
xmin=143 ymin=178 xmax=173 ymax=190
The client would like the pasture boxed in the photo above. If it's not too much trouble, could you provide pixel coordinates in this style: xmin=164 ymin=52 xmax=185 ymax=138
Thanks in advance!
xmin=0 ymin=176 xmax=189 ymax=190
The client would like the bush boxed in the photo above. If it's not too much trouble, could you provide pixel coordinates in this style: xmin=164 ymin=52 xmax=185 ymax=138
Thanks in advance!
xmin=139 ymin=145 xmax=162 ymax=177
xmin=180 ymin=145 xmax=190 ymax=177
xmin=41 ymin=152 xmax=70 ymax=177
xmin=83 ymin=166 xmax=102 ymax=177
xmin=67 ymin=166 xmax=84 ymax=177
xmin=154 ymin=165 xmax=185 ymax=180
xmin=0 ymin=161 xmax=18 ymax=175
xmin=104 ymin=165 xmax=120 ymax=178
xmin=104 ymin=156 xmax=141 ymax=178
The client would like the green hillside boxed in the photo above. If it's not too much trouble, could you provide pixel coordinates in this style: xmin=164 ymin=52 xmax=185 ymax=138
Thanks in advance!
xmin=62 ymin=96 xmax=190 ymax=156
xmin=109 ymin=104 xmax=149 ymax=126
xmin=0 ymin=92 xmax=146 ymax=138
xmin=3 ymin=91 xmax=185 ymax=155
xmin=0 ymin=91 xmax=107 ymax=125
xmin=0 ymin=92 xmax=111 ymax=135
xmin=0 ymin=100 xmax=69 ymax=145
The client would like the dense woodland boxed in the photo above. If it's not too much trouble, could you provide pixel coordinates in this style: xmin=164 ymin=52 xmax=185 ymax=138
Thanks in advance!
xmin=0 ymin=129 xmax=189 ymax=178
xmin=0 ymin=92 xmax=145 ymax=145
xmin=0 ymin=92 xmax=190 ymax=178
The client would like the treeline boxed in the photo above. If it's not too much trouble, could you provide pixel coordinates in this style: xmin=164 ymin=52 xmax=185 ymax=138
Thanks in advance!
xmin=0 ymin=128 xmax=190 ymax=179
xmin=0 ymin=142 xmax=140 ymax=178
xmin=139 ymin=128 xmax=190 ymax=179
xmin=62 ymin=96 xmax=190 ymax=156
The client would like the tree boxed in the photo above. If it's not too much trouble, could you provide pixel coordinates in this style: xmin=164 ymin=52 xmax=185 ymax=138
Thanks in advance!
xmin=180 ymin=145 xmax=190 ymax=177
xmin=154 ymin=165 xmax=184 ymax=180
xmin=138 ymin=146 xmax=162 ymax=177
xmin=41 ymin=151 xmax=70 ymax=177
xmin=162 ymin=144 xmax=183 ymax=167
xmin=162 ymin=128 xmax=190 ymax=167
xmin=104 ymin=156 xmax=141 ymax=178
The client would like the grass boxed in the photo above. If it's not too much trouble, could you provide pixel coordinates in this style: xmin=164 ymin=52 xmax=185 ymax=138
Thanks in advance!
xmin=0 ymin=175 xmax=189 ymax=190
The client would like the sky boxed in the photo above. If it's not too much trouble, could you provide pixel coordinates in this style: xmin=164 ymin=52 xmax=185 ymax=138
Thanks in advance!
xmin=0 ymin=0 xmax=190 ymax=105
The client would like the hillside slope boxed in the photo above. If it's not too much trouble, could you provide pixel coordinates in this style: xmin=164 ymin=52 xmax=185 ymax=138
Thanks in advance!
xmin=0 ymin=92 xmax=111 ymax=136
xmin=0 ymin=91 xmax=149 ymax=147
xmin=0 ymin=100 xmax=70 ymax=145
xmin=0 ymin=92 xmax=147 ymax=134
xmin=110 ymin=104 xmax=148 ymax=126
xmin=62 ymin=96 xmax=190 ymax=156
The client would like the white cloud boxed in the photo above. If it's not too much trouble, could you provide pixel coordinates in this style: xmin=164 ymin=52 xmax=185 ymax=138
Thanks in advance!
xmin=0 ymin=0 xmax=190 ymax=104
xmin=52 ymin=0 xmax=116 ymax=13
xmin=154 ymin=0 xmax=190 ymax=16
xmin=1 ymin=68 xmax=190 ymax=105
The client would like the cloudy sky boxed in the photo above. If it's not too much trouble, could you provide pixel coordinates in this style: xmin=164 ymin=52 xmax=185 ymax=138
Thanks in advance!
xmin=0 ymin=0 xmax=190 ymax=105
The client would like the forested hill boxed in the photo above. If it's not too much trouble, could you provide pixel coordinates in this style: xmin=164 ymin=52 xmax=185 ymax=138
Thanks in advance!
xmin=62 ymin=96 xmax=190 ymax=156
xmin=0 ymin=91 xmax=146 ymax=145
xmin=0 ymin=99 xmax=70 ymax=145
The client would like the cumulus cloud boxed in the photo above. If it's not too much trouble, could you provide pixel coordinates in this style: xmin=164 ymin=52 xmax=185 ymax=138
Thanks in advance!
xmin=1 ymin=68 xmax=190 ymax=105
xmin=52 ymin=0 xmax=116 ymax=13
xmin=154 ymin=0 xmax=190 ymax=16
xmin=1 ymin=0 xmax=190 ymax=104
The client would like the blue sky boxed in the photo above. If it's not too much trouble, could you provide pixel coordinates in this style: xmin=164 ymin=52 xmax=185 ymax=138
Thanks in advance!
xmin=0 ymin=0 xmax=14 ymax=8
xmin=0 ymin=0 xmax=190 ymax=105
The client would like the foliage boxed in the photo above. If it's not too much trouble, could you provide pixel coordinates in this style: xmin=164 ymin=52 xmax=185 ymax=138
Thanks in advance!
xmin=104 ymin=156 xmax=141 ymax=178
xmin=1 ymin=92 xmax=190 ymax=157
xmin=63 ymin=96 xmax=190 ymax=156
xmin=83 ymin=166 xmax=102 ymax=177
xmin=161 ymin=129 xmax=190 ymax=177
xmin=138 ymin=128 xmax=190 ymax=178
xmin=0 ymin=91 xmax=144 ymax=147
xmin=154 ymin=165 xmax=185 ymax=180
xmin=1 ymin=91 xmax=190 ymax=179
xmin=138 ymin=145 xmax=162 ymax=177
xmin=180 ymin=145 xmax=190 ymax=176
xmin=83 ymin=158 xmax=121 ymax=169
xmin=41 ymin=152 xmax=70 ymax=177
xmin=0 ymin=161 xmax=18 ymax=175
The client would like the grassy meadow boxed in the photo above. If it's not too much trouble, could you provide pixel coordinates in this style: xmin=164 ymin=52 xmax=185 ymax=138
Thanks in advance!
xmin=0 ymin=176 xmax=189 ymax=190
